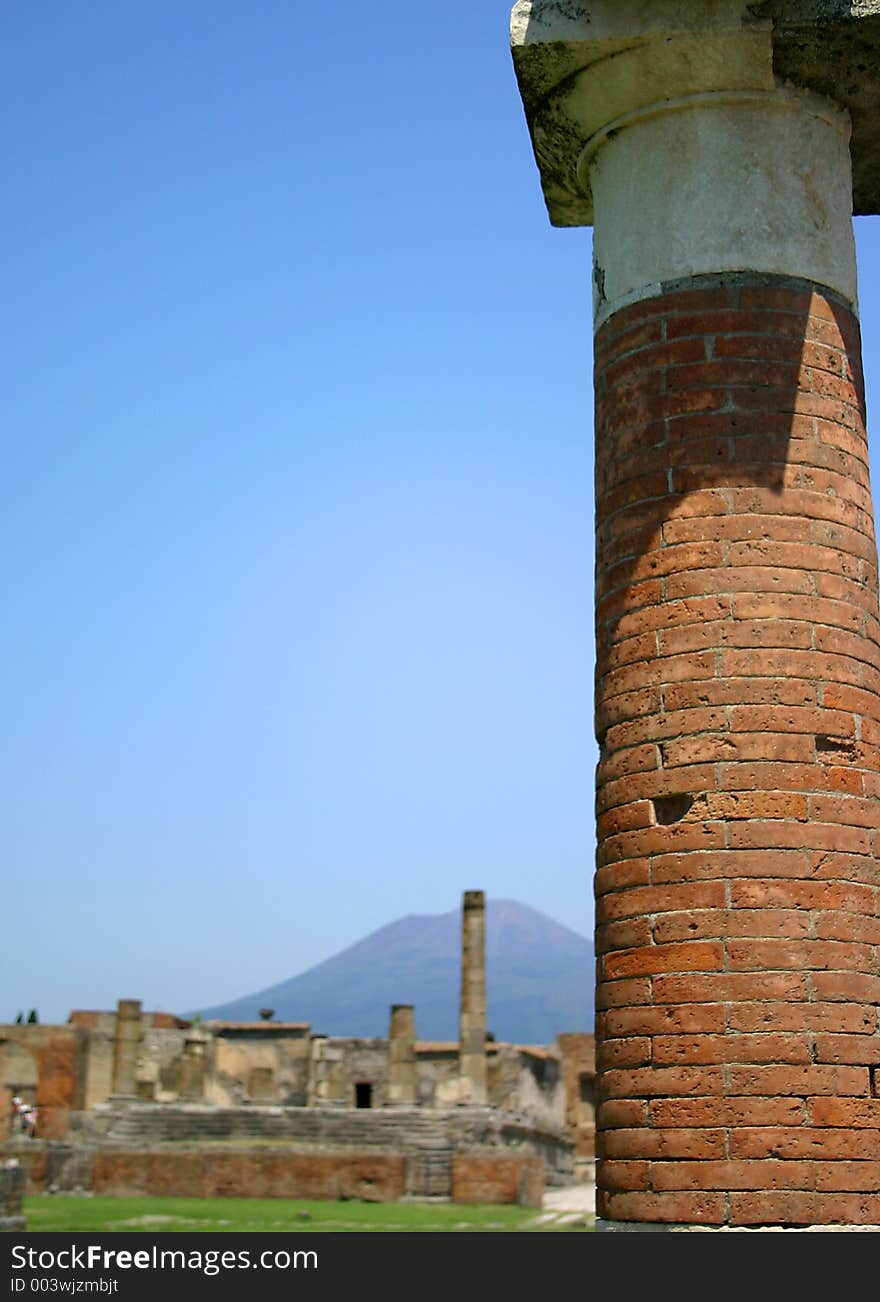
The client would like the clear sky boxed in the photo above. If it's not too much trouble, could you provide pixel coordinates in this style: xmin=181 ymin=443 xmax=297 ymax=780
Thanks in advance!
xmin=3 ymin=3 xmax=879 ymax=1025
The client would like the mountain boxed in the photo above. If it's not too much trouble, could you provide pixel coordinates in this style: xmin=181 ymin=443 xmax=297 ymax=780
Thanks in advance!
xmin=193 ymin=899 xmax=594 ymax=1043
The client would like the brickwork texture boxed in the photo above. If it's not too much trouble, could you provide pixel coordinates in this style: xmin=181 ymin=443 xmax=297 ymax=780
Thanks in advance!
xmin=593 ymin=275 xmax=880 ymax=1227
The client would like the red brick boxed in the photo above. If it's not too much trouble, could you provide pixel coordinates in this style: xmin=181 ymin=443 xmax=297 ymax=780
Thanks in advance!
xmin=599 ymin=822 xmax=726 ymax=866
xmin=596 ymin=1099 xmax=648 ymax=1130
xmin=594 ymin=859 xmax=651 ymax=895
xmin=660 ymin=733 xmax=815 ymax=767
xmin=596 ymin=1037 xmax=652 ymax=1070
xmin=814 ymin=1035 xmax=880 ymax=1066
xmin=809 ymin=794 xmax=880 ymax=829
xmin=596 ymin=802 xmax=655 ymax=839
xmin=598 ymin=1190 xmax=726 ymax=1225
xmin=814 ymin=912 xmax=880 ymax=944
xmin=599 ymin=542 xmax=727 ymax=593
xmin=728 ymin=1002 xmax=876 ymax=1035
xmin=596 ymin=917 xmax=653 ymax=953
xmin=666 ymin=307 xmax=796 ymax=339
xmin=596 ymin=575 xmax=665 ymax=624
xmin=659 ymin=619 xmax=814 ymax=656
xmin=650 ymin=1097 xmax=807 ymax=1128
xmin=728 ymin=822 xmax=871 ymax=854
xmin=652 ymin=1032 xmax=811 ymax=1066
xmin=720 ymin=761 xmax=863 ymax=795
xmin=808 ymin=1099 xmax=880 ymax=1128
xmin=604 ymin=706 xmax=728 ymax=752
xmin=602 ymin=1005 xmax=726 ymax=1037
xmin=731 ymin=1128 xmax=880 ymax=1161
xmin=812 ymin=1162 xmax=880 ymax=1193
xmin=650 ymin=1159 xmax=813 ymax=1191
xmin=811 ymin=972 xmax=880 ymax=1004
xmin=725 ymin=1064 xmax=869 ymax=1096
xmin=705 ymin=792 xmax=808 ymax=821
xmin=728 ymin=704 xmax=855 ymax=736
xmin=595 ymin=977 xmax=652 ymax=1010
xmin=595 ymin=317 xmax=665 ymax=364
xmin=601 ymin=941 xmax=723 ymax=981
xmin=598 ymin=765 xmax=720 ymax=814
xmin=600 ymin=1066 xmax=725 ymax=1098
xmin=596 ymin=882 xmax=726 ymax=924
xmin=667 ymin=565 xmax=815 ymax=599
xmin=653 ymin=908 xmax=810 ymax=945
xmin=726 ymin=938 xmax=873 ymax=973
xmin=730 ymin=1190 xmax=880 ymax=1225
xmin=599 ymin=1161 xmax=651 ymax=1191
xmin=600 ymin=1129 xmax=726 ymax=1160
xmin=653 ymin=973 xmax=809 ymax=1004
xmin=664 ymin=679 xmax=817 ymax=710
xmin=601 ymin=649 xmax=716 ymax=697
xmin=729 ymin=879 xmax=876 ymax=913
xmin=726 ymin=538 xmax=862 ymax=577
xmin=611 ymin=596 xmax=734 ymax=643
xmin=593 ymin=740 xmax=661 ymax=782
xmin=651 ymin=848 xmax=810 ymax=884
xmin=596 ymin=694 xmax=665 ymax=740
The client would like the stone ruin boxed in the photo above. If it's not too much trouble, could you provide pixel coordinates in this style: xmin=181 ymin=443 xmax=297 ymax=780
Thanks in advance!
xmin=0 ymin=891 xmax=595 ymax=1207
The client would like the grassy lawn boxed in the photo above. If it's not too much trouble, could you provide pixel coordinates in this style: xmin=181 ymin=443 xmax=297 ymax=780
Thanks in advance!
xmin=23 ymin=1194 xmax=592 ymax=1233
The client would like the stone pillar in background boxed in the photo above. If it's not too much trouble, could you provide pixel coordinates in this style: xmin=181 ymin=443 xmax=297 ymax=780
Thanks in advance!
xmin=387 ymin=1004 xmax=417 ymax=1105
xmin=178 ymin=1029 xmax=209 ymax=1101
xmin=111 ymin=999 xmax=142 ymax=1099
xmin=0 ymin=1087 xmax=12 ymax=1142
xmin=512 ymin=2 xmax=880 ymax=1230
xmin=459 ymin=890 xmax=488 ymax=1105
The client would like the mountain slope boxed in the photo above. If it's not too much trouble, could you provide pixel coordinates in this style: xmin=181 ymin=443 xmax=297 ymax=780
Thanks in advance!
xmin=194 ymin=899 xmax=594 ymax=1042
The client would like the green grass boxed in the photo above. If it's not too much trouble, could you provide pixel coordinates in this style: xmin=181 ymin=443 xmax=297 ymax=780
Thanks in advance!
xmin=23 ymin=1194 xmax=592 ymax=1233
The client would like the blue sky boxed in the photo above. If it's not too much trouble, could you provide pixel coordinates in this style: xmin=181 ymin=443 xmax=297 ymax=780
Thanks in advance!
xmin=3 ymin=4 xmax=879 ymax=1024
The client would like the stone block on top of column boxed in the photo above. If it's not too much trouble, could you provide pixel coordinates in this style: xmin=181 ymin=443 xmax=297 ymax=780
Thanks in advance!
xmin=511 ymin=1 xmax=880 ymax=225
xmin=511 ymin=2 xmax=880 ymax=324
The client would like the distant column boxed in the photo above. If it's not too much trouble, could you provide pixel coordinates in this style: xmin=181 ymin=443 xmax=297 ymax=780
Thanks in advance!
xmin=111 ymin=999 xmax=142 ymax=1099
xmin=459 ymin=890 xmax=488 ymax=1104
xmin=178 ymin=1029 xmax=209 ymax=1101
xmin=387 ymin=1004 xmax=417 ymax=1105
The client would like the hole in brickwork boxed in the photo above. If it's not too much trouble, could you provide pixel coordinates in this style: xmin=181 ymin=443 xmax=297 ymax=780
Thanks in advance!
xmin=652 ymin=794 xmax=695 ymax=825
xmin=816 ymin=735 xmax=856 ymax=763
xmin=871 ymin=1069 xmax=880 ymax=1100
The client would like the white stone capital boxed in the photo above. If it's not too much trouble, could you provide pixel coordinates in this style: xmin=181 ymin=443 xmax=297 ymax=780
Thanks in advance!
xmin=510 ymin=1 xmax=880 ymax=321
xmin=511 ymin=0 xmax=880 ymax=225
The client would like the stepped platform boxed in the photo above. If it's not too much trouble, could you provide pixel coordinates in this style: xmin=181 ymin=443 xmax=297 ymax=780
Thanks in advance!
xmin=2 ymin=1103 xmax=573 ymax=1205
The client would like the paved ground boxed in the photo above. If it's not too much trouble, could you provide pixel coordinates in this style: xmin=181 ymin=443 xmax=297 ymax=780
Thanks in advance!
xmin=535 ymin=1179 xmax=596 ymax=1228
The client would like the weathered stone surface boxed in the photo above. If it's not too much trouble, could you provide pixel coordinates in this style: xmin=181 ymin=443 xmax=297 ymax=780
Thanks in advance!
xmin=111 ymin=999 xmax=142 ymax=1099
xmin=388 ymin=1005 xmax=417 ymax=1105
xmin=451 ymin=1154 xmax=545 ymax=1208
xmin=459 ymin=890 xmax=488 ymax=1104
xmin=0 ymin=1164 xmax=25 ymax=1232
xmin=511 ymin=0 xmax=880 ymax=225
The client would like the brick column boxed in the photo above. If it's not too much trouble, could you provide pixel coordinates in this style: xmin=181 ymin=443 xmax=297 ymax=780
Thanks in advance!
xmin=512 ymin=2 xmax=880 ymax=1230
xmin=459 ymin=890 xmax=488 ymax=1104
xmin=387 ymin=1005 xmax=417 ymax=1105
xmin=111 ymin=999 xmax=142 ymax=1099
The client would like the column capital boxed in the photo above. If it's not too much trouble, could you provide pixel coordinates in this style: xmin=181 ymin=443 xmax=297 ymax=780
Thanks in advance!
xmin=511 ymin=0 xmax=880 ymax=227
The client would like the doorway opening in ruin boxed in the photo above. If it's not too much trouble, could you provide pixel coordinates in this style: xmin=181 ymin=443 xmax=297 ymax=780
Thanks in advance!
xmin=354 ymin=1082 xmax=373 ymax=1109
